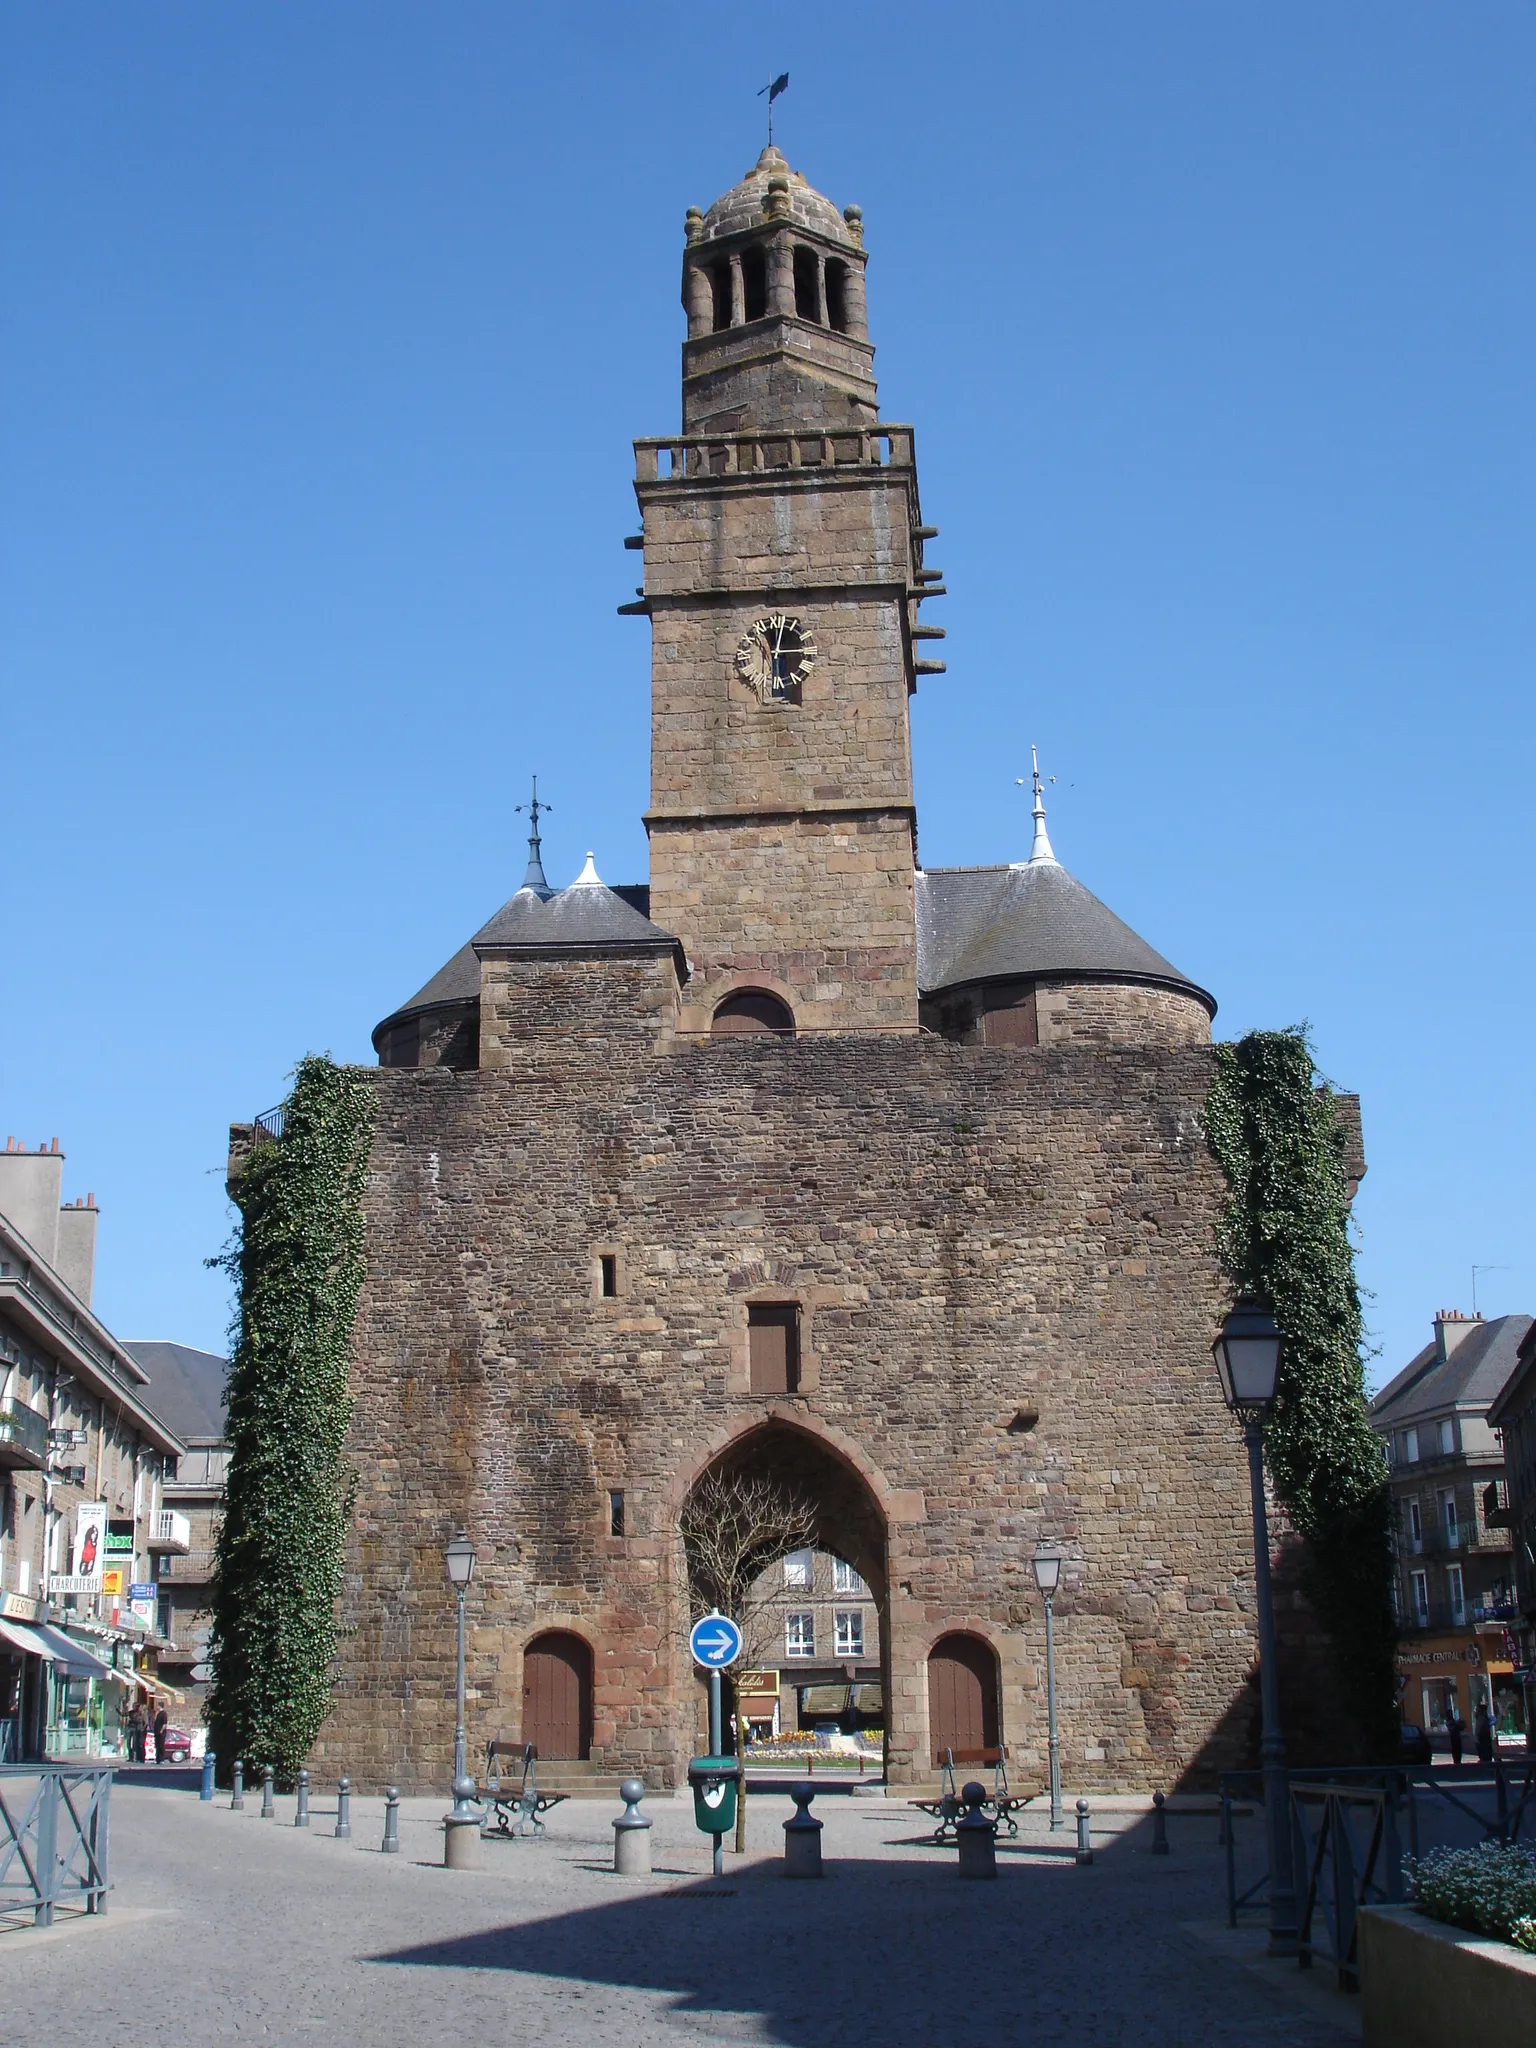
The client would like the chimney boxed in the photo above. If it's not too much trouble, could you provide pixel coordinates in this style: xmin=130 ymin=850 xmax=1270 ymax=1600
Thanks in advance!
xmin=0 ymin=1142 xmax=65 ymax=1268
xmin=55 ymin=1193 xmax=99 ymax=1306
xmin=1434 ymin=1309 xmax=1481 ymax=1363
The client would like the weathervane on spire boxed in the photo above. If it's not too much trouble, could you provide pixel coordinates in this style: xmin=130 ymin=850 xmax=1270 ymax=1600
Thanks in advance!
xmin=514 ymin=775 xmax=552 ymax=896
xmin=758 ymin=71 xmax=789 ymax=147
xmin=1014 ymin=746 xmax=1059 ymax=866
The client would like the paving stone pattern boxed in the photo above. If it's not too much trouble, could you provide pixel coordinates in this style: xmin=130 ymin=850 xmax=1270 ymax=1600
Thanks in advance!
xmin=0 ymin=1782 xmax=1357 ymax=2046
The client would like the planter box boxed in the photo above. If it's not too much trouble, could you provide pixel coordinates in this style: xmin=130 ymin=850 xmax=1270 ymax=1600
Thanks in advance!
xmin=1358 ymin=1905 xmax=1536 ymax=2046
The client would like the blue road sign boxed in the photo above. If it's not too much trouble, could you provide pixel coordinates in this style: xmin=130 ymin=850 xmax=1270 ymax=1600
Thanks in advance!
xmin=689 ymin=1613 xmax=743 ymax=1670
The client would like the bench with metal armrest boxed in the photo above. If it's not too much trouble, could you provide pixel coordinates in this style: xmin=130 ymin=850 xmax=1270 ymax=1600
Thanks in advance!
xmin=910 ymin=1747 xmax=1023 ymax=1840
xmin=482 ymin=1741 xmax=568 ymax=1838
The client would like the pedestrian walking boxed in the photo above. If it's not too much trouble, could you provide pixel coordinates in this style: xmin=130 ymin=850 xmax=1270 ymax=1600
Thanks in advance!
xmin=1445 ymin=1701 xmax=1464 ymax=1767
xmin=153 ymin=1705 xmax=169 ymax=1764
xmin=1475 ymin=1702 xmax=1495 ymax=1765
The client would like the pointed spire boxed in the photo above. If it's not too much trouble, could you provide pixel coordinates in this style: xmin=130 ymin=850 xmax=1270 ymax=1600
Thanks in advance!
xmin=514 ymin=776 xmax=553 ymax=897
xmin=1013 ymin=747 xmax=1059 ymax=867
xmin=571 ymin=851 xmax=604 ymax=890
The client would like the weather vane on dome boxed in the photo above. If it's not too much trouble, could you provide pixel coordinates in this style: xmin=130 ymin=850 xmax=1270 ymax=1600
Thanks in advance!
xmin=757 ymin=72 xmax=789 ymax=148
xmin=1014 ymin=746 xmax=1059 ymax=866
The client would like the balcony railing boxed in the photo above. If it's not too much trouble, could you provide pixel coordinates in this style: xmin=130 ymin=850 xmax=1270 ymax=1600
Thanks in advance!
xmin=148 ymin=1509 xmax=191 ymax=1554
xmin=0 ymin=1398 xmax=48 ymax=1471
xmin=1401 ymin=1522 xmax=1512 ymax=1558
xmin=634 ymin=425 xmax=915 ymax=486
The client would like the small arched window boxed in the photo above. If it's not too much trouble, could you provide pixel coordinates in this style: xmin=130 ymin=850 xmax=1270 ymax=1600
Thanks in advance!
xmin=793 ymin=245 xmax=821 ymax=322
xmin=711 ymin=990 xmax=795 ymax=1038
xmin=824 ymin=259 xmax=849 ymax=334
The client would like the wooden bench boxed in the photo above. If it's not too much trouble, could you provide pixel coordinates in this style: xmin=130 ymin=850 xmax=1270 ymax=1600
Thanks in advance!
xmin=910 ymin=1747 xmax=1023 ymax=1840
xmin=482 ymin=1741 xmax=568 ymax=1838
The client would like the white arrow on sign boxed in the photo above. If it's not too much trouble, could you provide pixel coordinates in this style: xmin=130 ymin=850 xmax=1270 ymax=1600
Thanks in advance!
xmin=689 ymin=1613 xmax=743 ymax=1668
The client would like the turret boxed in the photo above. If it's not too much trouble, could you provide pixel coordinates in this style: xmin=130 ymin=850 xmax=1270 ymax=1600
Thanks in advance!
xmin=679 ymin=146 xmax=876 ymax=434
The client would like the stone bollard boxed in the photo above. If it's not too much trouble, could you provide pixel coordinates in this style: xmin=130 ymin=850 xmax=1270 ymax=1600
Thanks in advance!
xmin=231 ymin=1759 xmax=244 ymax=1811
xmin=1075 ymin=1797 xmax=1093 ymax=1866
xmin=261 ymin=1765 xmax=275 ymax=1819
xmin=444 ymin=1812 xmax=481 ymax=1870
xmin=612 ymin=1778 xmax=652 ymax=1877
xmin=956 ymin=1781 xmax=997 ymax=1879
xmin=1151 ymin=1791 xmax=1169 ymax=1856
xmin=335 ymin=1777 xmax=351 ymax=1840
xmin=200 ymin=1752 xmax=216 ymax=1802
xmin=382 ymin=1787 xmax=400 ymax=1854
xmin=783 ymin=1783 xmax=823 ymax=1878
xmin=295 ymin=1767 xmax=310 ymax=1828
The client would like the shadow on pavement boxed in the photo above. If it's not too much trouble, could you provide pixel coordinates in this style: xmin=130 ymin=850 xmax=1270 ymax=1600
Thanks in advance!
xmin=366 ymin=1847 xmax=1347 ymax=2047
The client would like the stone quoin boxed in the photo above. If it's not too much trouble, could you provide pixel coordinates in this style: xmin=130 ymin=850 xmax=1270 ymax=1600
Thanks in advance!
xmin=230 ymin=145 xmax=1363 ymax=1794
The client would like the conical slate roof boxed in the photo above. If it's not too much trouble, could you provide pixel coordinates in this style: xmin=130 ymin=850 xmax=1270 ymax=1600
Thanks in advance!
xmin=374 ymin=859 xmax=680 ymax=1044
xmin=915 ymin=860 xmax=1214 ymax=1014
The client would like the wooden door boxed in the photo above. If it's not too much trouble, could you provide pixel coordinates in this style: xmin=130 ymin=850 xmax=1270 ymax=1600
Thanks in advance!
xmin=928 ymin=1634 xmax=999 ymax=1765
xmin=522 ymin=1632 xmax=592 ymax=1760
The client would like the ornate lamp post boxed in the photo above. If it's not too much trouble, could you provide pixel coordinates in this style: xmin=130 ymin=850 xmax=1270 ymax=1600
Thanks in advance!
xmin=1213 ymin=1296 xmax=1297 ymax=1957
xmin=444 ymin=1532 xmax=479 ymax=1820
xmin=1032 ymin=1546 xmax=1063 ymax=1831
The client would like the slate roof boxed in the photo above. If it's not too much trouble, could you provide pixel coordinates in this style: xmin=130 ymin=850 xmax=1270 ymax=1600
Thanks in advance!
xmin=915 ymin=861 xmax=1214 ymax=1011
xmin=123 ymin=1341 xmax=228 ymax=1444
xmin=375 ymin=870 xmax=672 ymax=1040
xmin=1369 ymin=1315 xmax=1534 ymax=1429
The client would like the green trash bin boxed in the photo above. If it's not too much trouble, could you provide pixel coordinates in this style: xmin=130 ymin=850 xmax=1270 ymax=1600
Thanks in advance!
xmin=687 ymin=1755 xmax=741 ymax=1837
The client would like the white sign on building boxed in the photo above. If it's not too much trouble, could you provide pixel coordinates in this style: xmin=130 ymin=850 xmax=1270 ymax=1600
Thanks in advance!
xmin=72 ymin=1501 xmax=108 ymax=1592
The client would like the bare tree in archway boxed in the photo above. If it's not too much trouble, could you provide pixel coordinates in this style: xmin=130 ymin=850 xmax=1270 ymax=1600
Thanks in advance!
xmin=680 ymin=1469 xmax=817 ymax=1853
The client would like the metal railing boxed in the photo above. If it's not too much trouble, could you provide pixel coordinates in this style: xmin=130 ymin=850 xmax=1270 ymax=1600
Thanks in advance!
xmin=252 ymin=1105 xmax=285 ymax=1146
xmin=1291 ymin=1780 xmax=1407 ymax=1991
xmin=0 ymin=1764 xmax=112 ymax=1928
xmin=157 ymin=1547 xmax=216 ymax=1583
xmin=0 ymin=1398 xmax=48 ymax=1467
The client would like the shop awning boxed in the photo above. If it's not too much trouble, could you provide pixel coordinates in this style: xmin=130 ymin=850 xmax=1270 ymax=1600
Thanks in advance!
xmin=29 ymin=1623 xmax=132 ymax=1685
xmin=0 ymin=1617 xmax=58 ymax=1661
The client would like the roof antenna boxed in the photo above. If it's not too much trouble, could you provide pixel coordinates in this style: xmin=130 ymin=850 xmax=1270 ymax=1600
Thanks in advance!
xmin=758 ymin=71 xmax=789 ymax=149
xmin=514 ymin=776 xmax=553 ymax=897
xmin=1014 ymin=746 xmax=1059 ymax=866
xmin=1471 ymin=1265 xmax=1508 ymax=1317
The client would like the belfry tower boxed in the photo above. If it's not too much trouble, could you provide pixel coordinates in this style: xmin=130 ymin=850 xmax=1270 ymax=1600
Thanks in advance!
xmin=626 ymin=148 xmax=945 ymax=1037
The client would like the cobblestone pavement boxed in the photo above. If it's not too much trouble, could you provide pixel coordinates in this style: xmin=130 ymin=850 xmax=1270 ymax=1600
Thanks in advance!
xmin=0 ymin=1781 xmax=1360 ymax=2045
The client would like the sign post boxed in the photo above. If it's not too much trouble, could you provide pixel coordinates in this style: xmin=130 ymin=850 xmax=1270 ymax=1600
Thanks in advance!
xmin=688 ymin=1612 xmax=743 ymax=1877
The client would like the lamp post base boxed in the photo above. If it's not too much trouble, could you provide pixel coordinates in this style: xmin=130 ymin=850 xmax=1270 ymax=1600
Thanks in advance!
xmin=443 ymin=1814 xmax=481 ymax=1869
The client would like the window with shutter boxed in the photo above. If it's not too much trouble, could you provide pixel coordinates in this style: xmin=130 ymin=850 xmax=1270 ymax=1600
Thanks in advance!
xmin=748 ymin=1304 xmax=800 ymax=1395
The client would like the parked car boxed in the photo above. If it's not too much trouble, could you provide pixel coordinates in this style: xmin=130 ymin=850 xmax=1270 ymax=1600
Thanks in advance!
xmin=160 ymin=1726 xmax=193 ymax=1762
xmin=1399 ymin=1722 xmax=1433 ymax=1766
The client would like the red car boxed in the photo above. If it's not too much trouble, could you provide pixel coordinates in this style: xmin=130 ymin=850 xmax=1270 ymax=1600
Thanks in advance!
xmin=159 ymin=1726 xmax=193 ymax=1762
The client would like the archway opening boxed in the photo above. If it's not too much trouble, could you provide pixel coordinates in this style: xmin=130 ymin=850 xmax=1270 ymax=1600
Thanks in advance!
xmin=927 ymin=1631 xmax=1000 ymax=1766
xmin=522 ymin=1630 xmax=593 ymax=1760
xmin=678 ymin=1421 xmax=889 ymax=1760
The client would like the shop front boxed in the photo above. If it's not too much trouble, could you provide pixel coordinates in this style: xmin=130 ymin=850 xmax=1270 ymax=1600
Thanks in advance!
xmin=32 ymin=1622 xmax=132 ymax=1759
xmin=1397 ymin=1632 xmax=1527 ymax=1743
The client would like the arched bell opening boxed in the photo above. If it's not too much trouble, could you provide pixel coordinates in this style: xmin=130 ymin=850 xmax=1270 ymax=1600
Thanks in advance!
xmin=676 ymin=1420 xmax=889 ymax=1763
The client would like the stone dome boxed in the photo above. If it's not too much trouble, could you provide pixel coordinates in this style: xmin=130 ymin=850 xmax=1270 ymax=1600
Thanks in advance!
xmin=698 ymin=146 xmax=856 ymax=247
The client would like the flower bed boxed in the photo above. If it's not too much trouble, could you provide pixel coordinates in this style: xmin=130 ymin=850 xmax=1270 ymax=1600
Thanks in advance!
xmin=1409 ymin=1844 xmax=1536 ymax=1953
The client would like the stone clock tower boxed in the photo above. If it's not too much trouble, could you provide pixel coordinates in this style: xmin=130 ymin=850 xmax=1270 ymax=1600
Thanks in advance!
xmin=625 ymin=146 xmax=946 ymax=1037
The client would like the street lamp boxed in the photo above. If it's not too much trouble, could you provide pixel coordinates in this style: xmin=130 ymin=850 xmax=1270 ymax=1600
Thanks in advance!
xmin=1032 ymin=1545 xmax=1064 ymax=1831
xmin=444 ymin=1532 xmax=478 ymax=1820
xmin=1213 ymin=1295 xmax=1297 ymax=1957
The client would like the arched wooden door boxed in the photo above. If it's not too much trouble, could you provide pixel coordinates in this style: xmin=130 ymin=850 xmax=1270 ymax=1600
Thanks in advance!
xmin=927 ymin=1633 xmax=999 ymax=1764
xmin=522 ymin=1632 xmax=593 ymax=1760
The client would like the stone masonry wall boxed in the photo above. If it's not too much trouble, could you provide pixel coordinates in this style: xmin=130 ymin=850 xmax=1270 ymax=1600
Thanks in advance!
xmin=1035 ymin=981 xmax=1213 ymax=1050
xmin=312 ymin=1028 xmax=1272 ymax=1799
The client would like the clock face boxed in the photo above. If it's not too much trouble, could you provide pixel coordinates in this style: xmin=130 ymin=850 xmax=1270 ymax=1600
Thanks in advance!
xmin=734 ymin=612 xmax=817 ymax=705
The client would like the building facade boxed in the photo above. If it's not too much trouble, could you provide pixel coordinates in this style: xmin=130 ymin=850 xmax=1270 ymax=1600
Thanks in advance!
xmin=240 ymin=146 xmax=1367 ymax=1796
xmin=1487 ymin=1321 xmax=1536 ymax=1738
xmin=1370 ymin=1310 xmax=1529 ymax=1744
xmin=125 ymin=1341 xmax=228 ymax=1730
xmin=0 ymin=1140 xmax=183 ymax=1760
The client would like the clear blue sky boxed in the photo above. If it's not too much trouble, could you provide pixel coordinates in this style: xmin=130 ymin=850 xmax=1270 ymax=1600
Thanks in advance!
xmin=3 ymin=5 xmax=1531 ymax=1385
